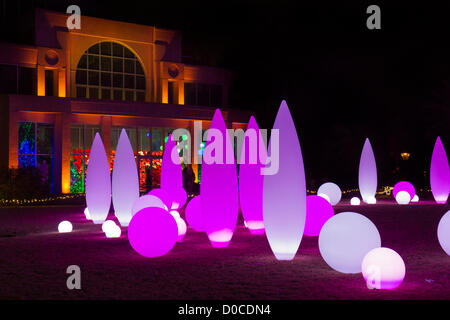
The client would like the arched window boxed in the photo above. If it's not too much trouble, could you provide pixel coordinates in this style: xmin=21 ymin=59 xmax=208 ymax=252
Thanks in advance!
xmin=75 ymin=42 xmax=146 ymax=101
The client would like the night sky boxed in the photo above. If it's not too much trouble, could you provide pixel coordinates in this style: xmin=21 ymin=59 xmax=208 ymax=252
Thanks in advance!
xmin=2 ymin=0 xmax=450 ymax=190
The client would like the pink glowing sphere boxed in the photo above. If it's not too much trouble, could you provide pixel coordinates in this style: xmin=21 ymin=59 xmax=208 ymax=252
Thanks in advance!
xmin=128 ymin=207 xmax=178 ymax=258
xmin=167 ymin=187 xmax=187 ymax=210
xmin=305 ymin=195 xmax=334 ymax=236
xmin=392 ymin=181 xmax=415 ymax=200
xmin=147 ymin=188 xmax=170 ymax=211
xmin=362 ymin=247 xmax=406 ymax=290
xmin=185 ymin=195 xmax=204 ymax=231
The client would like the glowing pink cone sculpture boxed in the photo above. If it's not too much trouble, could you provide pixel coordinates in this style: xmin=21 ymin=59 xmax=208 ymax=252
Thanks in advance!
xmin=305 ymin=195 xmax=334 ymax=237
xmin=160 ymin=134 xmax=183 ymax=190
xmin=239 ymin=116 xmax=267 ymax=235
xmin=263 ymin=101 xmax=306 ymax=260
xmin=430 ymin=137 xmax=450 ymax=204
xmin=200 ymin=109 xmax=239 ymax=247
xmin=359 ymin=138 xmax=377 ymax=203
xmin=86 ymin=133 xmax=111 ymax=224
xmin=112 ymin=129 xmax=140 ymax=226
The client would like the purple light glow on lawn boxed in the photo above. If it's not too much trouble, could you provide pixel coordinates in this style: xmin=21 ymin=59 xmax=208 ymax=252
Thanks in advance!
xmin=85 ymin=133 xmax=111 ymax=224
xmin=393 ymin=181 xmax=415 ymax=200
xmin=112 ymin=129 xmax=140 ymax=226
xmin=239 ymin=116 xmax=267 ymax=235
xmin=305 ymin=195 xmax=334 ymax=237
xmin=200 ymin=109 xmax=239 ymax=248
xmin=359 ymin=138 xmax=378 ymax=203
xmin=263 ymin=101 xmax=306 ymax=260
xmin=430 ymin=137 xmax=450 ymax=204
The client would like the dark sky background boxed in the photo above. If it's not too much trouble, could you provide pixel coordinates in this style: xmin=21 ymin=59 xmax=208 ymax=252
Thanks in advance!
xmin=2 ymin=0 xmax=450 ymax=191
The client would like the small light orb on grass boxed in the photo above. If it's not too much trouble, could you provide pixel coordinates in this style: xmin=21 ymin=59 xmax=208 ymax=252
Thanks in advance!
xmin=362 ymin=247 xmax=406 ymax=290
xmin=317 ymin=182 xmax=342 ymax=205
xmin=185 ymin=195 xmax=204 ymax=232
xmin=174 ymin=217 xmax=187 ymax=242
xmin=128 ymin=207 xmax=178 ymax=258
xmin=437 ymin=210 xmax=450 ymax=256
xmin=105 ymin=224 xmax=121 ymax=238
xmin=84 ymin=207 xmax=91 ymax=220
xmin=366 ymin=196 xmax=377 ymax=204
xmin=411 ymin=195 xmax=419 ymax=202
xmin=396 ymin=191 xmax=411 ymax=205
xmin=305 ymin=195 xmax=334 ymax=236
xmin=393 ymin=181 xmax=415 ymax=200
xmin=319 ymin=212 xmax=381 ymax=274
xmin=58 ymin=221 xmax=73 ymax=233
xmin=102 ymin=220 xmax=116 ymax=233
xmin=350 ymin=197 xmax=361 ymax=206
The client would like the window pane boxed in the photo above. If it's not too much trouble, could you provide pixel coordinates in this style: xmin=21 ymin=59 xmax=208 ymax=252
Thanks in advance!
xmin=70 ymin=125 xmax=84 ymax=154
xmin=37 ymin=123 xmax=54 ymax=155
xmin=18 ymin=67 xmax=36 ymax=95
xmin=113 ymin=74 xmax=123 ymax=88
xmin=136 ymin=76 xmax=145 ymax=90
xmin=18 ymin=122 xmax=35 ymax=154
xmin=101 ymin=88 xmax=111 ymax=100
xmin=100 ymin=56 xmax=111 ymax=71
xmin=77 ymin=54 xmax=87 ymax=69
xmin=88 ymin=55 xmax=99 ymax=70
xmin=0 ymin=64 xmax=17 ymax=94
xmin=113 ymin=58 xmax=123 ymax=73
xmin=124 ymin=47 xmax=134 ymax=58
xmin=124 ymin=75 xmax=134 ymax=89
xmin=113 ymin=89 xmax=123 ymax=100
xmin=138 ymin=128 xmax=150 ymax=152
xmin=184 ymin=82 xmax=196 ymax=105
xmin=45 ymin=70 xmax=54 ymax=96
xmin=136 ymin=61 xmax=144 ymax=75
xmin=210 ymin=84 xmax=223 ymax=107
xmin=19 ymin=155 xmax=35 ymax=168
xmin=85 ymin=126 xmax=101 ymax=155
xmin=113 ymin=43 xmax=124 ymax=57
xmin=101 ymin=72 xmax=111 ymax=87
xmin=124 ymin=59 xmax=134 ymax=73
xmin=110 ymin=127 xmax=121 ymax=151
xmin=76 ymin=70 xmax=87 ymax=85
xmin=100 ymin=42 xmax=111 ymax=55
xmin=88 ymin=43 xmax=99 ymax=54
xmin=89 ymin=87 xmax=99 ymax=99
xmin=151 ymin=128 xmax=162 ymax=152
xmin=197 ymin=83 xmax=209 ymax=106
xmin=88 ymin=71 xmax=99 ymax=86
xmin=125 ymin=90 xmax=134 ymax=101
xmin=136 ymin=91 xmax=145 ymax=102
xmin=70 ymin=154 xmax=85 ymax=193
xmin=76 ymin=86 xmax=87 ymax=98
xmin=37 ymin=155 xmax=53 ymax=192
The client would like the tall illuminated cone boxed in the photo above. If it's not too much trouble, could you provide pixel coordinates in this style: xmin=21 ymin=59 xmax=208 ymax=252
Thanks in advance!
xmin=359 ymin=138 xmax=377 ymax=203
xmin=430 ymin=137 xmax=450 ymax=204
xmin=160 ymin=134 xmax=183 ymax=190
xmin=86 ymin=133 xmax=111 ymax=224
xmin=239 ymin=116 xmax=267 ymax=234
xmin=201 ymin=109 xmax=239 ymax=247
xmin=263 ymin=100 xmax=306 ymax=260
xmin=112 ymin=129 xmax=139 ymax=226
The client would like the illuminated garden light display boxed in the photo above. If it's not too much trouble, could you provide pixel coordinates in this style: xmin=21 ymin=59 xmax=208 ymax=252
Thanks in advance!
xmin=263 ymin=101 xmax=306 ymax=260
xmin=58 ymin=221 xmax=73 ymax=233
xmin=160 ymin=134 xmax=183 ymax=190
xmin=128 ymin=207 xmax=178 ymax=258
xmin=185 ymin=195 xmax=204 ymax=231
xmin=430 ymin=137 xmax=450 ymax=204
xmin=147 ymin=188 xmax=170 ymax=211
xmin=105 ymin=224 xmax=122 ymax=238
xmin=85 ymin=133 xmax=111 ymax=224
xmin=411 ymin=194 xmax=419 ymax=202
xmin=350 ymin=197 xmax=361 ymax=206
xmin=361 ymin=247 xmax=406 ymax=290
xmin=102 ymin=220 xmax=116 ymax=233
xmin=317 ymin=182 xmax=341 ymax=206
xmin=174 ymin=216 xmax=187 ymax=242
xmin=437 ymin=210 xmax=450 ymax=256
xmin=392 ymin=181 xmax=415 ymax=200
xmin=112 ymin=129 xmax=140 ymax=226
xmin=200 ymin=109 xmax=239 ymax=248
xmin=395 ymin=191 xmax=411 ymax=205
xmin=238 ymin=116 xmax=267 ymax=235
xmin=319 ymin=212 xmax=381 ymax=273
xmin=131 ymin=195 xmax=166 ymax=216
xmin=84 ymin=207 xmax=91 ymax=220
xmin=358 ymin=138 xmax=378 ymax=204
xmin=304 ymin=195 xmax=334 ymax=237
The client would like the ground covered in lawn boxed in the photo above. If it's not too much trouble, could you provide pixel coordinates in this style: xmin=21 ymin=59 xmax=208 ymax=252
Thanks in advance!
xmin=0 ymin=200 xmax=449 ymax=300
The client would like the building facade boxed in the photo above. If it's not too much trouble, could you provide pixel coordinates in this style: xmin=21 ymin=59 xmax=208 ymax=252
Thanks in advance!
xmin=0 ymin=9 xmax=250 ymax=194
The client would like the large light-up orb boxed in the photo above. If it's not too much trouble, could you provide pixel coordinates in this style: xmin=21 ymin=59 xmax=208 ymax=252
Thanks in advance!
xmin=102 ymin=220 xmax=116 ymax=233
xmin=148 ymin=188 xmax=170 ymax=211
xmin=160 ymin=134 xmax=183 ymax=191
xmin=437 ymin=210 xmax=450 ymax=256
xmin=239 ymin=116 xmax=266 ymax=236
xmin=319 ymin=212 xmax=381 ymax=273
xmin=317 ymin=193 xmax=331 ymax=203
xmin=350 ymin=197 xmax=361 ymax=206
xmin=317 ymin=182 xmax=342 ymax=206
xmin=131 ymin=195 xmax=166 ymax=216
xmin=263 ymin=101 xmax=306 ymax=260
xmin=174 ymin=217 xmax=187 ymax=242
xmin=58 ymin=221 xmax=73 ymax=233
xmin=185 ymin=195 xmax=204 ymax=232
xmin=305 ymin=195 xmax=334 ymax=237
xmin=128 ymin=207 xmax=178 ymax=258
xmin=201 ymin=109 xmax=239 ymax=248
xmin=359 ymin=138 xmax=378 ymax=203
xmin=84 ymin=207 xmax=91 ymax=220
xmin=411 ymin=195 xmax=419 ymax=202
xmin=112 ymin=129 xmax=139 ymax=226
xmin=86 ymin=133 xmax=111 ymax=224
xmin=393 ymin=181 xmax=415 ymax=200
xmin=362 ymin=247 xmax=406 ymax=290
xmin=395 ymin=191 xmax=411 ymax=205
xmin=430 ymin=137 xmax=450 ymax=204
xmin=106 ymin=224 xmax=121 ymax=238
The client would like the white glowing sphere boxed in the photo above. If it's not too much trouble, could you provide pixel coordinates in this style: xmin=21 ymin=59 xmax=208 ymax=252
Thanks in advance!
xmin=317 ymin=193 xmax=331 ymax=203
xmin=437 ymin=210 xmax=450 ymax=256
xmin=350 ymin=197 xmax=361 ymax=206
xmin=58 ymin=221 xmax=73 ymax=233
xmin=84 ymin=207 xmax=91 ymax=220
xmin=319 ymin=212 xmax=381 ymax=274
xmin=244 ymin=220 xmax=248 ymax=228
xmin=366 ymin=196 xmax=376 ymax=204
xmin=411 ymin=195 xmax=419 ymax=202
xmin=105 ymin=224 xmax=121 ymax=238
xmin=362 ymin=247 xmax=406 ymax=290
xmin=175 ymin=216 xmax=187 ymax=242
xmin=395 ymin=191 xmax=411 ymax=205
xmin=102 ymin=220 xmax=116 ymax=233
xmin=317 ymin=182 xmax=342 ymax=206
xmin=170 ymin=210 xmax=180 ymax=218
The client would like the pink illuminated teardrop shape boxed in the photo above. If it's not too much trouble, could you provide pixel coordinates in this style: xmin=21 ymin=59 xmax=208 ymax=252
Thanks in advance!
xmin=359 ymin=138 xmax=377 ymax=203
xmin=86 ymin=133 xmax=111 ymax=224
xmin=112 ymin=129 xmax=140 ymax=226
xmin=263 ymin=100 xmax=306 ymax=260
xmin=430 ymin=137 xmax=450 ymax=204
xmin=200 ymin=109 xmax=239 ymax=247
xmin=160 ymin=134 xmax=183 ymax=190
xmin=239 ymin=116 xmax=267 ymax=235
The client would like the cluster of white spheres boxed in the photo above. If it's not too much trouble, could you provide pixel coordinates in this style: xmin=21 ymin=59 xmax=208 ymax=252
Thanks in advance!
xmin=318 ymin=212 xmax=381 ymax=274
xmin=58 ymin=221 xmax=73 ymax=233
xmin=317 ymin=182 xmax=342 ymax=206
xmin=438 ymin=210 xmax=450 ymax=256
xmin=395 ymin=191 xmax=411 ymax=205
xmin=350 ymin=197 xmax=361 ymax=206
